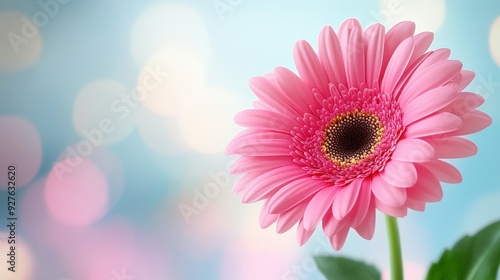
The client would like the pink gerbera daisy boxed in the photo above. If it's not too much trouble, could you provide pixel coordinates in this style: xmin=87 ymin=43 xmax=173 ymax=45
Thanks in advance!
xmin=226 ymin=19 xmax=491 ymax=250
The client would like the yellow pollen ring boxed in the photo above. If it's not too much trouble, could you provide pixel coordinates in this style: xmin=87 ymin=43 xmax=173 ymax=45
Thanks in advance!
xmin=321 ymin=110 xmax=384 ymax=167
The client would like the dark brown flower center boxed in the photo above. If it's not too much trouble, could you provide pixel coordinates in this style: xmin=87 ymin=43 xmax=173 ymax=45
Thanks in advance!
xmin=322 ymin=110 xmax=384 ymax=167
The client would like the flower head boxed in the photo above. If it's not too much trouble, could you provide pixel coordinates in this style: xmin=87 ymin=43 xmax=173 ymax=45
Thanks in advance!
xmin=226 ymin=19 xmax=491 ymax=250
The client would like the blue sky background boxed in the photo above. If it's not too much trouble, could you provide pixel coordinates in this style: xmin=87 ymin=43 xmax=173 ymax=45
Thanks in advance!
xmin=0 ymin=0 xmax=499 ymax=279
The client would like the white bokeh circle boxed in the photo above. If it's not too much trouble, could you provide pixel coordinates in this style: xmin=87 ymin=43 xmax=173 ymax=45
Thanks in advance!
xmin=0 ymin=12 xmax=42 ymax=71
xmin=138 ymin=47 xmax=205 ymax=117
xmin=130 ymin=3 xmax=210 ymax=67
xmin=177 ymin=87 xmax=243 ymax=154
xmin=379 ymin=0 xmax=446 ymax=33
xmin=0 ymin=234 xmax=34 ymax=279
xmin=489 ymin=16 xmax=500 ymax=67
xmin=73 ymin=79 xmax=137 ymax=146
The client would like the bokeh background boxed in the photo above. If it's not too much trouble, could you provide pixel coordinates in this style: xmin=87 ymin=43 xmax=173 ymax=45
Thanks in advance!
xmin=0 ymin=0 xmax=499 ymax=279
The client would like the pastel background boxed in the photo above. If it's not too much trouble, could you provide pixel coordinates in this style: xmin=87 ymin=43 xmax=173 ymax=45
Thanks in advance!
xmin=0 ymin=0 xmax=498 ymax=279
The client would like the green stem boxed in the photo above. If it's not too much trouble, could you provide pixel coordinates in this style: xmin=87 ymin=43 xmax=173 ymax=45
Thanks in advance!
xmin=385 ymin=215 xmax=404 ymax=280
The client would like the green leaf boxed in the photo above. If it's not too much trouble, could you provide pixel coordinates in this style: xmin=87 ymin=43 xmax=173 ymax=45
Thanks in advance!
xmin=426 ymin=220 xmax=500 ymax=280
xmin=314 ymin=256 xmax=381 ymax=280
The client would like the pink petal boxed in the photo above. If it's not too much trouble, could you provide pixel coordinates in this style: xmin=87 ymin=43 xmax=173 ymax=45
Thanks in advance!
xmin=381 ymin=21 xmax=415 ymax=78
xmin=303 ymin=187 xmax=337 ymax=230
xmin=397 ymin=31 xmax=433 ymax=84
xmin=404 ymin=112 xmax=463 ymax=138
xmin=276 ymin=201 xmax=307 ymax=233
xmin=293 ymin=40 xmax=329 ymax=94
xmin=227 ymin=130 xmax=292 ymax=156
xmin=354 ymin=197 xmax=376 ymax=240
xmin=426 ymin=136 xmax=477 ymax=158
xmin=252 ymin=100 xmax=269 ymax=111
xmin=456 ymin=70 xmax=475 ymax=91
xmin=274 ymin=66 xmax=317 ymax=113
xmin=406 ymin=197 xmax=426 ymax=211
xmin=338 ymin=18 xmax=363 ymax=47
xmin=399 ymin=60 xmax=462 ymax=108
xmin=229 ymin=128 xmax=289 ymax=144
xmin=249 ymin=76 xmax=298 ymax=116
xmin=297 ymin=219 xmax=315 ymax=246
xmin=409 ymin=32 xmax=434 ymax=64
xmin=391 ymin=54 xmax=430 ymax=100
xmin=231 ymin=139 xmax=292 ymax=156
xmin=350 ymin=178 xmax=372 ymax=227
xmin=230 ymin=156 xmax=292 ymax=174
xmin=402 ymin=87 xmax=458 ymax=125
xmin=329 ymin=227 xmax=350 ymax=250
xmin=415 ymin=48 xmax=450 ymax=70
xmin=397 ymin=50 xmax=451 ymax=100
xmin=363 ymin=23 xmax=385 ymax=87
xmin=338 ymin=18 xmax=364 ymax=86
xmin=449 ymin=110 xmax=492 ymax=136
xmin=445 ymin=92 xmax=485 ymax=115
xmin=446 ymin=70 xmax=463 ymax=87
xmin=259 ymin=199 xmax=278 ymax=228
xmin=234 ymin=171 xmax=261 ymax=194
xmin=345 ymin=27 xmax=365 ymax=87
xmin=234 ymin=109 xmax=295 ymax=132
xmin=398 ymin=50 xmax=453 ymax=97
xmin=322 ymin=211 xmax=346 ymax=237
xmin=268 ymin=177 xmax=325 ymax=214
xmin=391 ymin=138 xmax=435 ymax=162
xmin=380 ymin=159 xmax=417 ymax=188
xmin=242 ymin=165 xmax=307 ymax=203
xmin=375 ymin=199 xmax=407 ymax=217
xmin=385 ymin=21 xmax=416 ymax=43
xmin=355 ymin=207 xmax=376 ymax=240
xmin=318 ymin=26 xmax=347 ymax=86
xmin=381 ymin=37 xmax=415 ymax=96
xmin=371 ymin=175 xmax=407 ymax=207
xmin=332 ymin=179 xmax=363 ymax=220
xmin=387 ymin=31 xmax=433 ymax=98
xmin=407 ymin=164 xmax=443 ymax=202
xmin=423 ymin=160 xmax=462 ymax=183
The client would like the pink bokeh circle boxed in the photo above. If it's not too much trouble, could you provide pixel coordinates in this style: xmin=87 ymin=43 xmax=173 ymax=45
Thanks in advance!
xmin=44 ymin=157 xmax=109 ymax=227
xmin=0 ymin=115 xmax=42 ymax=189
